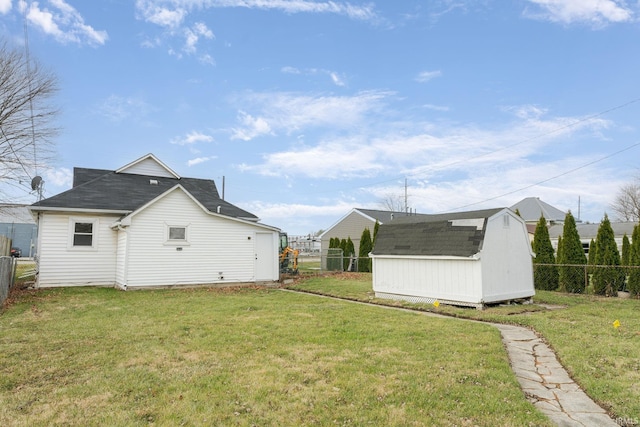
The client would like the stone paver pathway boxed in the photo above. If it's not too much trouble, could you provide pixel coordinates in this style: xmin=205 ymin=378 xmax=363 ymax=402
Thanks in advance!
xmin=284 ymin=290 xmax=620 ymax=426
xmin=494 ymin=324 xmax=618 ymax=427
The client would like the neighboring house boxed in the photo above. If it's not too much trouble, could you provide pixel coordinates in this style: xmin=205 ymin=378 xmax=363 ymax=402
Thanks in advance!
xmin=319 ymin=208 xmax=427 ymax=269
xmin=29 ymin=154 xmax=281 ymax=289
xmin=370 ymin=208 xmax=535 ymax=309
xmin=0 ymin=204 xmax=38 ymax=257
xmin=548 ymin=221 xmax=637 ymax=255
xmin=510 ymin=197 xmax=568 ymax=226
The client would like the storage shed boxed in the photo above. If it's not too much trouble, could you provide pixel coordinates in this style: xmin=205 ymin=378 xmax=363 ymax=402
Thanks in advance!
xmin=370 ymin=208 xmax=534 ymax=309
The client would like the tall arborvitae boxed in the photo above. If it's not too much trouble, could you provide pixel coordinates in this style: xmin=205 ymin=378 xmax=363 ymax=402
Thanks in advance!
xmin=558 ymin=211 xmax=587 ymax=293
xmin=622 ymin=234 xmax=631 ymax=266
xmin=372 ymin=220 xmax=380 ymax=247
xmin=628 ymin=223 xmax=640 ymax=296
xmin=358 ymin=227 xmax=373 ymax=272
xmin=592 ymin=214 xmax=623 ymax=296
xmin=532 ymin=216 xmax=558 ymax=290
xmin=346 ymin=237 xmax=355 ymax=272
xmin=340 ymin=239 xmax=348 ymax=271
xmin=556 ymin=235 xmax=564 ymax=264
xmin=587 ymin=238 xmax=597 ymax=274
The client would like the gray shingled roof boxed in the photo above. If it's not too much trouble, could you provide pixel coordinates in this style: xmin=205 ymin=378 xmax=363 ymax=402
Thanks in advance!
xmin=510 ymin=197 xmax=566 ymax=223
xmin=31 ymin=168 xmax=258 ymax=220
xmin=371 ymin=208 xmax=506 ymax=257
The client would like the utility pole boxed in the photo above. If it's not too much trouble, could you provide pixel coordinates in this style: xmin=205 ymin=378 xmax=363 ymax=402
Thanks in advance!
xmin=404 ymin=178 xmax=408 ymax=213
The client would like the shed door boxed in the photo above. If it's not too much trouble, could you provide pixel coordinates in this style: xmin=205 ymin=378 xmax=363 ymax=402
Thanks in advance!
xmin=255 ymin=232 xmax=276 ymax=281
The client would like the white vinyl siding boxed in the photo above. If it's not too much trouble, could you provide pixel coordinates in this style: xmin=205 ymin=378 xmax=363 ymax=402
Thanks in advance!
xmin=115 ymin=228 xmax=128 ymax=288
xmin=37 ymin=213 xmax=119 ymax=287
xmin=123 ymin=189 xmax=278 ymax=287
xmin=119 ymin=157 xmax=176 ymax=177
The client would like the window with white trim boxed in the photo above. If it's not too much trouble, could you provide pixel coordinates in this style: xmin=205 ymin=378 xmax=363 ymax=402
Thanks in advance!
xmin=165 ymin=224 xmax=189 ymax=245
xmin=68 ymin=218 xmax=99 ymax=249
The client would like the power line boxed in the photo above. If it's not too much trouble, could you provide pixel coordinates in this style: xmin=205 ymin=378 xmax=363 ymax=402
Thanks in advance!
xmin=445 ymin=141 xmax=640 ymax=212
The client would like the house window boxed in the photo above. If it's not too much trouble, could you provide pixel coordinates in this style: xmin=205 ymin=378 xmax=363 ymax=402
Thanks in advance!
xmin=69 ymin=218 xmax=98 ymax=249
xmin=169 ymin=226 xmax=186 ymax=241
xmin=74 ymin=222 xmax=94 ymax=246
xmin=165 ymin=224 xmax=189 ymax=245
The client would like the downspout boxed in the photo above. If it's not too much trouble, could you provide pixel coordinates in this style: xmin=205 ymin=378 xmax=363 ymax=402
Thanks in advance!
xmin=111 ymin=220 xmax=129 ymax=290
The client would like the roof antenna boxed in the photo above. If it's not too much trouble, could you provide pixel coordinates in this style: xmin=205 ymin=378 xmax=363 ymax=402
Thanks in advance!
xmin=24 ymin=4 xmax=43 ymax=201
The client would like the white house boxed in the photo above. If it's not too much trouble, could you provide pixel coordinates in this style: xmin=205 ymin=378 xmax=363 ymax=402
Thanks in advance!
xmin=29 ymin=154 xmax=281 ymax=289
xmin=370 ymin=208 xmax=535 ymax=309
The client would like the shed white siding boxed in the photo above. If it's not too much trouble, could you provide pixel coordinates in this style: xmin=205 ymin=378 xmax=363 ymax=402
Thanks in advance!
xmin=373 ymin=256 xmax=483 ymax=305
xmin=480 ymin=212 xmax=535 ymax=303
xmin=36 ymin=212 xmax=119 ymax=287
xmin=122 ymin=188 xmax=278 ymax=288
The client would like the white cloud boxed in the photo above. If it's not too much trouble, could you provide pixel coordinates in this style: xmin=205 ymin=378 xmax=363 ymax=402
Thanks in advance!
xmin=136 ymin=0 xmax=378 ymax=23
xmin=229 ymin=90 xmax=391 ymax=140
xmin=239 ymin=105 xmax=612 ymax=185
xmin=24 ymin=0 xmax=108 ymax=46
xmin=525 ymin=0 xmax=633 ymax=25
xmin=44 ymin=167 xmax=72 ymax=187
xmin=231 ymin=111 xmax=273 ymax=140
xmin=422 ymin=104 xmax=450 ymax=112
xmin=0 ymin=0 xmax=11 ymax=14
xmin=281 ymin=66 xmax=347 ymax=86
xmin=171 ymin=131 xmax=214 ymax=145
xmin=415 ymin=70 xmax=442 ymax=83
xmin=97 ymin=95 xmax=152 ymax=123
xmin=135 ymin=1 xmax=186 ymax=28
xmin=242 ymin=136 xmax=385 ymax=178
xmin=187 ymin=156 xmax=216 ymax=166
xmin=183 ymin=21 xmax=214 ymax=53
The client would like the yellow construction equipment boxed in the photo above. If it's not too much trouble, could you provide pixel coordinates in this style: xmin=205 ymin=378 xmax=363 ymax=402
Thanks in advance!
xmin=279 ymin=232 xmax=299 ymax=275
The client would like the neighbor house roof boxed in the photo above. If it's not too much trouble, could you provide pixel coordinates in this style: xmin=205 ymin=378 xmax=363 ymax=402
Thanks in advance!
xmin=372 ymin=208 xmax=506 ymax=257
xmin=30 ymin=157 xmax=259 ymax=221
xmin=510 ymin=197 xmax=567 ymax=223
xmin=548 ymin=221 xmax=637 ymax=240
xmin=355 ymin=208 xmax=429 ymax=224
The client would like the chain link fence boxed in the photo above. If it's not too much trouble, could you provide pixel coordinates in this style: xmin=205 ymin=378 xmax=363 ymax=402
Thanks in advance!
xmin=533 ymin=263 xmax=640 ymax=295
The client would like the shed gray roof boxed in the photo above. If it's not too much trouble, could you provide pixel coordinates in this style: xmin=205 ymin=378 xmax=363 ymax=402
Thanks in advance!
xmin=372 ymin=208 xmax=506 ymax=257
xmin=31 ymin=167 xmax=258 ymax=221
xmin=510 ymin=197 xmax=567 ymax=223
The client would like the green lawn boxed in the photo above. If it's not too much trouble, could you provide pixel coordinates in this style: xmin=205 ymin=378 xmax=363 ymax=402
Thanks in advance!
xmin=290 ymin=272 xmax=640 ymax=420
xmin=0 ymin=284 xmax=551 ymax=426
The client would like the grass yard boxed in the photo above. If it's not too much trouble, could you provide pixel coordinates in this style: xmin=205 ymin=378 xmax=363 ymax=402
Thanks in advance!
xmin=290 ymin=272 xmax=640 ymax=421
xmin=0 ymin=284 xmax=552 ymax=426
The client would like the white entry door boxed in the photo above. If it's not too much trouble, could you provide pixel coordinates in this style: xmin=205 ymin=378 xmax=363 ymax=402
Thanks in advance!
xmin=255 ymin=232 xmax=276 ymax=281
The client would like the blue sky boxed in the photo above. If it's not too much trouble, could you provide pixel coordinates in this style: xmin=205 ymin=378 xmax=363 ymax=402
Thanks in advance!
xmin=2 ymin=0 xmax=640 ymax=235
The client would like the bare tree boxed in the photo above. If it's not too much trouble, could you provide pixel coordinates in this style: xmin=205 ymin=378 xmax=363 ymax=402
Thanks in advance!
xmin=378 ymin=193 xmax=405 ymax=212
xmin=610 ymin=177 xmax=640 ymax=222
xmin=0 ymin=39 xmax=59 ymax=200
